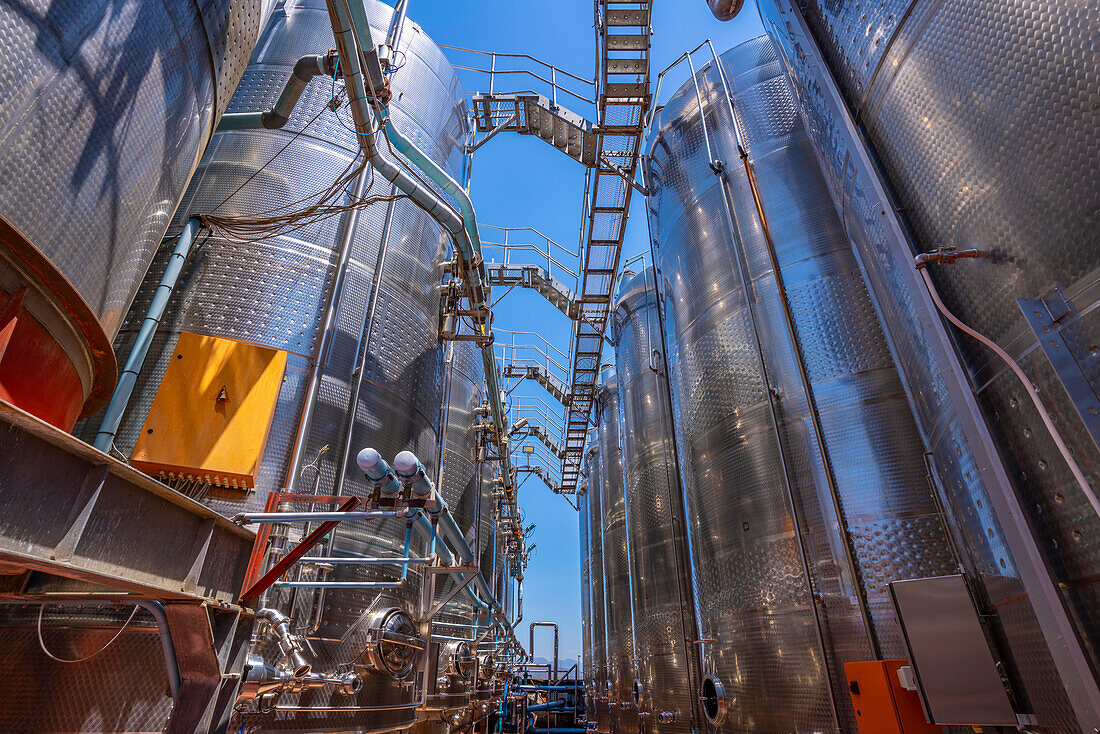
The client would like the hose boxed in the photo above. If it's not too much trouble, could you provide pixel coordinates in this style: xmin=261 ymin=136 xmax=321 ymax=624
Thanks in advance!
xmin=36 ymin=604 xmax=140 ymax=663
xmin=918 ymin=266 xmax=1100 ymax=519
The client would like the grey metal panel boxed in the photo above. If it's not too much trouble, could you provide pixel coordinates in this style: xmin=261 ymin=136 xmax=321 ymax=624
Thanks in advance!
xmin=0 ymin=0 xmax=272 ymax=339
xmin=595 ymin=368 xmax=638 ymax=733
xmin=890 ymin=575 xmax=1016 ymax=726
xmin=611 ymin=268 xmax=698 ymax=734
xmin=647 ymin=34 xmax=957 ymax=732
xmin=761 ymin=0 xmax=1100 ymax=727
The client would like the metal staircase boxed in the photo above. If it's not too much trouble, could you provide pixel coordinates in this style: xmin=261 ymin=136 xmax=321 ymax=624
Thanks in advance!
xmin=455 ymin=2 xmax=652 ymax=494
xmin=516 ymin=464 xmax=560 ymax=492
xmin=559 ymin=0 xmax=652 ymax=492
xmin=485 ymin=263 xmax=580 ymax=319
xmin=527 ymin=423 xmax=566 ymax=460
xmin=472 ymin=94 xmax=599 ymax=166
xmin=503 ymin=364 xmax=571 ymax=405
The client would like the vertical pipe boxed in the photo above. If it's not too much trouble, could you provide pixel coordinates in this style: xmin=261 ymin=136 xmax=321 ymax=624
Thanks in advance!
xmin=286 ymin=172 xmax=370 ymax=489
xmin=94 ymin=218 xmax=202 ymax=452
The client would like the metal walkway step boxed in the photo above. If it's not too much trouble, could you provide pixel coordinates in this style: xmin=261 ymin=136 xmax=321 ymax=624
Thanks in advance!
xmin=503 ymin=364 xmax=571 ymax=405
xmin=472 ymin=93 xmax=598 ymax=166
xmin=516 ymin=464 xmax=560 ymax=493
xmin=528 ymin=424 xmax=566 ymax=460
xmin=485 ymin=263 xmax=580 ymax=319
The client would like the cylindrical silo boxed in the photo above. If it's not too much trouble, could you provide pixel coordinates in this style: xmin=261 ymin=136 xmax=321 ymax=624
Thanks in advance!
xmin=0 ymin=0 xmax=274 ymax=428
xmin=90 ymin=1 xmax=468 ymax=730
xmin=595 ymin=365 xmax=638 ymax=733
xmin=612 ymin=266 xmax=700 ymax=734
xmin=585 ymin=434 xmax=611 ymax=734
xmin=578 ymin=476 xmax=593 ymax=716
xmin=431 ymin=338 xmax=487 ymax=711
xmin=758 ymin=0 xmax=1100 ymax=726
xmin=646 ymin=35 xmax=958 ymax=731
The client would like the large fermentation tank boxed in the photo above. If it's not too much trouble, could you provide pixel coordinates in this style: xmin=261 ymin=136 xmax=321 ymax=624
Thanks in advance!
xmin=758 ymin=0 xmax=1100 ymax=727
xmin=611 ymin=267 xmax=699 ymax=734
xmin=578 ymin=476 xmax=593 ymax=710
xmin=431 ymin=338 xmax=488 ymax=709
xmin=646 ymin=35 xmax=957 ymax=731
xmin=595 ymin=366 xmax=638 ymax=733
xmin=585 ymin=434 xmax=611 ymax=734
xmin=0 ymin=0 xmax=273 ymax=429
xmin=85 ymin=1 xmax=469 ymax=731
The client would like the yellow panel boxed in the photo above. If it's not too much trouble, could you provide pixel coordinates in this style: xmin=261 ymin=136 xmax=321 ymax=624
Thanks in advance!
xmin=131 ymin=332 xmax=286 ymax=489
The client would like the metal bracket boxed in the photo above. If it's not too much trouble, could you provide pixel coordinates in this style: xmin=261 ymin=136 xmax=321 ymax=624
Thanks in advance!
xmin=425 ymin=571 xmax=478 ymax=621
xmin=1018 ymin=293 xmax=1100 ymax=452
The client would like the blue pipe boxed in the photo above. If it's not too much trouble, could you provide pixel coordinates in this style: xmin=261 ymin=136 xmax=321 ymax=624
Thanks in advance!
xmin=401 ymin=521 xmax=413 ymax=580
xmin=94 ymin=218 xmax=201 ymax=452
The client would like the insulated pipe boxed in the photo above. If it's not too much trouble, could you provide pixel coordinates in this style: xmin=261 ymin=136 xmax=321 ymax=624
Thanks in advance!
xmin=218 ymin=54 xmax=337 ymax=130
xmin=93 ymin=218 xmax=201 ymax=452
xmin=324 ymin=0 xmax=515 ymax=497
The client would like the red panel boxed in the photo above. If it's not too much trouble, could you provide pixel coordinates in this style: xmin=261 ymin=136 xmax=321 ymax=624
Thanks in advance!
xmin=0 ymin=288 xmax=85 ymax=430
xmin=845 ymin=660 xmax=939 ymax=734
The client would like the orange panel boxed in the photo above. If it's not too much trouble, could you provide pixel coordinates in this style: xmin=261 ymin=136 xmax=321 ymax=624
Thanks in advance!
xmin=845 ymin=660 xmax=939 ymax=734
xmin=131 ymin=332 xmax=286 ymax=489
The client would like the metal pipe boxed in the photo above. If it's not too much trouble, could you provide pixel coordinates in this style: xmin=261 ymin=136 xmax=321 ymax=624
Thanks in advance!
xmin=712 ymin=46 xmax=882 ymax=657
xmin=236 ymin=510 xmax=409 ymax=523
xmin=219 ymin=54 xmax=337 ymax=131
xmin=705 ymin=0 xmax=745 ymax=21
xmin=296 ymin=556 xmax=430 ymax=565
xmin=256 ymin=607 xmax=312 ymax=678
xmin=325 ymin=0 xmax=515 ymax=499
xmin=287 ymin=171 xmax=370 ymax=492
xmin=136 ymin=602 xmax=181 ymax=701
xmin=273 ymin=580 xmax=406 ymax=589
xmin=93 ymin=218 xmax=201 ymax=451
xmin=529 ymin=622 xmax=559 ymax=680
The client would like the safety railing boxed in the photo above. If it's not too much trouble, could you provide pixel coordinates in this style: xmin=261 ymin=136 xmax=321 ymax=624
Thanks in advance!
xmin=507 ymin=395 xmax=567 ymax=440
xmin=496 ymin=329 xmax=572 ymax=389
xmin=481 ymin=224 xmax=580 ymax=298
xmin=440 ymin=44 xmax=597 ymax=111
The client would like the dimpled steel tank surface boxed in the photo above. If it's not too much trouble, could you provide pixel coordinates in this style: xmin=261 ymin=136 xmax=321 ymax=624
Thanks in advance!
xmin=595 ymin=366 xmax=638 ymax=734
xmin=781 ymin=0 xmax=1100 ymax=683
xmin=760 ymin=0 xmax=1100 ymax=726
xmin=0 ymin=0 xmax=272 ymax=339
xmin=646 ymin=35 xmax=958 ymax=731
xmin=585 ymin=434 xmax=612 ymax=734
xmin=95 ymin=0 xmax=468 ymax=730
xmin=612 ymin=267 xmax=700 ymax=734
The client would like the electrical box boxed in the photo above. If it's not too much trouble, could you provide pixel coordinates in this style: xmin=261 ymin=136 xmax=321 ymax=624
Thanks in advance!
xmin=131 ymin=332 xmax=286 ymax=489
xmin=845 ymin=660 xmax=940 ymax=734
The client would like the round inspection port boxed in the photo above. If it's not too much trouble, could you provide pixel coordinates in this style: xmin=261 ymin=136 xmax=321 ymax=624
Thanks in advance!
xmin=700 ymin=674 xmax=727 ymax=725
xmin=633 ymin=679 xmax=644 ymax=706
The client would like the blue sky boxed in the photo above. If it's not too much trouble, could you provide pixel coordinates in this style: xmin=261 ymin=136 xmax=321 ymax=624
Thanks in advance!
xmin=401 ymin=0 xmax=765 ymax=667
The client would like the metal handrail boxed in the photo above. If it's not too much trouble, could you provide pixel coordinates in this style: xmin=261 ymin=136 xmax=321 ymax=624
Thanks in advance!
xmin=440 ymin=44 xmax=596 ymax=108
xmin=481 ymin=224 xmax=580 ymax=289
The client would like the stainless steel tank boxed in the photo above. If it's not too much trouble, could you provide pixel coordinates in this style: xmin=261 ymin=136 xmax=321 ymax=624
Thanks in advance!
xmin=585 ymin=434 xmax=611 ymax=734
xmin=595 ymin=366 xmax=638 ymax=734
xmin=431 ymin=338 xmax=486 ymax=713
xmin=759 ymin=1 xmax=1100 ymax=726
xmin=90 ymin=1 xmax=469 ymax=730
xmin=578 ymin=475 xmax=593 ymax=716
xmin=0 ymin=0 xmax=274 ymax=427
xmin=646 ymin=35 xmax=957 ymax=731
xmin=611 ymin=267 xmax=700 ymax=734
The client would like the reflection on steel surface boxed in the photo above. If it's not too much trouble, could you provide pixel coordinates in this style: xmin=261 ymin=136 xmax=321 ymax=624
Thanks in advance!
xmin=595 ymin=366 xmax=639 ymax=734
xmin=647 ymin=35 xmax=957 ymax=731
xmin=761 ymin=0 xmax=1100 ymax=726
xmin=612 ymin=267 xmax=700 ymax=734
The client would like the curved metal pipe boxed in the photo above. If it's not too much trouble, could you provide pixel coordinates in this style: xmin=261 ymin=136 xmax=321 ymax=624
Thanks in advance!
xmin=219 ymin=54 xmax=337 ymax=130
xmin=94 ymin=219 xmax=201 ymax=452
xmin=135 ymin=601 xmax=181 ymax=701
